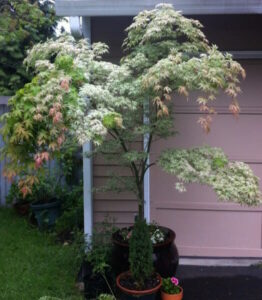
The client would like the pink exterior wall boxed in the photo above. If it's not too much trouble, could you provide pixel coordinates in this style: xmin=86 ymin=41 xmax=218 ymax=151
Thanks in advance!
xmin=150 ymin=60 xmax=262 ymax=257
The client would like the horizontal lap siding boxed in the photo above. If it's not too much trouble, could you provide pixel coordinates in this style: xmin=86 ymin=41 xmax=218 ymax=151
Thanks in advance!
xmin=92 ymin=17 xmax=139 ymax=226
xmin=151 ymin=61 xmax=262 ymax=257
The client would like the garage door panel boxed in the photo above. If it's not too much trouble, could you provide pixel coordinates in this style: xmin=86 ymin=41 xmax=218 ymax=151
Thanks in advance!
xmin=153 ymin=208 xmax=262 ymax=257
xmin=152 ymin=114 xmax=262 ymax=163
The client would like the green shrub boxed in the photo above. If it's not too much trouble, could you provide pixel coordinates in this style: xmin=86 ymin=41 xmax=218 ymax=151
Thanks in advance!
xmin=97 ymin=294 xmax=115 ymax=300
xmin=39 ymin=297 xmax=62 ymax=300
xmin=55 ymin=184 xmax=84 ymax=237
xmin=129 ymin=219 xmax=153 ymax=288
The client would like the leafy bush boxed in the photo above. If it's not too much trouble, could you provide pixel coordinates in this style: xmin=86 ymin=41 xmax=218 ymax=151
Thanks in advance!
xmin=39 ymin=297 xmax=62 ymax=300
xmin=6 ymin=181 xmax=33 ymax=204
xmin=129 ymin=219 xmax=153 ymax=288
xmin=72 ymin=218 xmax=117 ymax=299
xmin=55 ymin=184 xmax=84 ymax=238
xmin=97 ymin=294 xmax=115 ymax=300
xmin=0 ymin=0 xmax=58 ymax=95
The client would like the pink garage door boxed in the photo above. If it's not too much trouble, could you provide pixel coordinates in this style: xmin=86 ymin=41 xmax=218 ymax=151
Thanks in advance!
xmin=150 ymin=60 xmax=262 ymax=257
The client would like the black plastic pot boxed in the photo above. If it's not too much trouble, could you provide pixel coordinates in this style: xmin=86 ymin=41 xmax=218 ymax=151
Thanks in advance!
xmin=30 ymin=200 xmax=61 ymax=229
xmin=13 ymin=201 xmax=30 ymax=216
xmin=112 ymin=226 xmax=179 ymax=277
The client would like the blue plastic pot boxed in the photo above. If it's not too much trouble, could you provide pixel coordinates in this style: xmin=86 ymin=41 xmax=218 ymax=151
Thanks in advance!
xmin=30 ymin=200 xmax=61 ymax=229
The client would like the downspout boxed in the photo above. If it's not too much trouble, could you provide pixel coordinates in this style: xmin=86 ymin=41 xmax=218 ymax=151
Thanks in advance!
xmin=144 ymin=101 xmax=150 ymax=223
xmin=69 ymin=17 xmax=93 ymax=240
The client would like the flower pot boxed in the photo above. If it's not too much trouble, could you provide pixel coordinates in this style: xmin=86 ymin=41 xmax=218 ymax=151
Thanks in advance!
xmin=13 ymin=201 xmax=30 ymax=216
xmin=112 ymin=226 xmax=179 ymax=277
xmin=116 ymin=271 xmax=162 ymax=300
xmin=161 ymin=287 xmax=183 ymax=300
xmin=30 ymin=200 xmax=61 ymax=229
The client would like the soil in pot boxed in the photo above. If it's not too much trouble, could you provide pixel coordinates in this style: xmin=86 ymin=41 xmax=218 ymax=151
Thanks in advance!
xmin=112 ymin=226 xmax=179 ymax=277
xmin=117 ymin=271 xmax=162 ymax=300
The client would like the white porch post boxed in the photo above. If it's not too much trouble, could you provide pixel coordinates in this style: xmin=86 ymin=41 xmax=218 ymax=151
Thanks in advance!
xmin=82 ymin=17 xmax=93 ymax=240
xmin=70 ymin=16 xmax=94 ymax=240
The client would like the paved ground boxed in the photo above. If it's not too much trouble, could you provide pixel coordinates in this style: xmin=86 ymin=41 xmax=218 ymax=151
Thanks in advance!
xmin=176 ymin=265 xmax=262 ymax=300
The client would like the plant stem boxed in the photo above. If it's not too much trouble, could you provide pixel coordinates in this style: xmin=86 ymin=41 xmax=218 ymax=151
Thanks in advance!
xmin=101 ymin=273 xmax=116 ymax=299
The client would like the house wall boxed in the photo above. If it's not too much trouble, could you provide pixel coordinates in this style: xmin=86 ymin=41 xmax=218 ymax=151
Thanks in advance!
xmin=91 ymin=17 xmax=140 ymax=227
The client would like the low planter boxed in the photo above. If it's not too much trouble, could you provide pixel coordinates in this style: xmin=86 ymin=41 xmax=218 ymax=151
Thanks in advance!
xmin=161 ymin=287 xmax=183 ymax=300
xmin=30 ymin=200 xmax=61 ymax=229
xmin=116 ymin=271 xmax=162 ymax=300
xmin=13 ymin=201 xmax=30 ymax=216
xmin=112 ymin=226 xmax=179 ymax=277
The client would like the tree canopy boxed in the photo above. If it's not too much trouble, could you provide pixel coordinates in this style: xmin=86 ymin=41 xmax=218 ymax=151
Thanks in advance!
xmin=0 ymin=0 xmax=58 ymax=95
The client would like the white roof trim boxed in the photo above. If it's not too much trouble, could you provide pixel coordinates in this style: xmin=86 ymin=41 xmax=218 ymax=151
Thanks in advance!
xmin=55 ymin=0 xmax=262 ymax=16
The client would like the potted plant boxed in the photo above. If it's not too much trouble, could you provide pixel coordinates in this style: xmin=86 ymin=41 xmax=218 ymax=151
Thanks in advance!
xmin=116 ymin=219 xmax=162 ymax=299
xmin=6 ymin=181 xmax=33 ymax=216
xmin=161 ymin=277 xmax=183 ymax=300
xmin=30 ymin=174 xmax=63 ymax=229
xmin=112 ymin=223 xmax=178 ymax=278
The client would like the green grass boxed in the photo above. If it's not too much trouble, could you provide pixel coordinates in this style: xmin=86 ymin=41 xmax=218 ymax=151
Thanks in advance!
xmin=0 ymin=208 xmax=83 ymax=300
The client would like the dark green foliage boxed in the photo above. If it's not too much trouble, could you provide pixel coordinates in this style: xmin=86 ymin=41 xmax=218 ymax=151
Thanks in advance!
xmin=72 ymin=218 xmax=117 ymax=299
xmin=30 ymin=172 xmax=64 ymax=204
xmin=0 ymin=0 xmax=58 ymax=95
xmin=86 ymin=218 xmax=117 ymax=276
xmin=55 ymin=184 xmax=84 ymax=237
xmin=129 ymin=219 xmax=153 ymax=288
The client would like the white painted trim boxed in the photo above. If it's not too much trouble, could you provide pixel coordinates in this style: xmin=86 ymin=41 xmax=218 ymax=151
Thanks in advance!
xmin=143 ymin=101 xmax=150 ymax=223
xmin=83 ymin=141 xmax=93 ymax=241
xmin=70 ymin=17 xmax=93 ymax=241
xmin=56 ymin=0 xmax=262 ymax=16
xmin=229 ymin=51 xmax=262 ymax=60
xmin=82 ymin=17 xmax=93 ymax=241
xmin=180 ymin=257 xmax=262 ymax=267
xmin=69 ymin=17 xmax=83 ymax=39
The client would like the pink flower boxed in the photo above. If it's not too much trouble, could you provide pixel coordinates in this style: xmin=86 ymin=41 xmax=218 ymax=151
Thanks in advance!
xmin=171 ymin=277 xmax=179 ymax=286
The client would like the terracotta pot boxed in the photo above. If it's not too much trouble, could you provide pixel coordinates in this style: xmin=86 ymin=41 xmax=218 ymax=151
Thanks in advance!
xmin=161 ymin=287 xmax=183 ymax=300
xmin=112 ymin=226 xmax=179 ymax=277
xmin=116 ymin=271 xmax=162 ymax=300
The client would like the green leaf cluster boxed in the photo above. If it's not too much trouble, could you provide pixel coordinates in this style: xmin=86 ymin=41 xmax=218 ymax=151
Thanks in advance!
xmin=162 ymin=278 xmax=181 ymax=294
xmin=0 ymin=0 xmax=58 ymax=95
